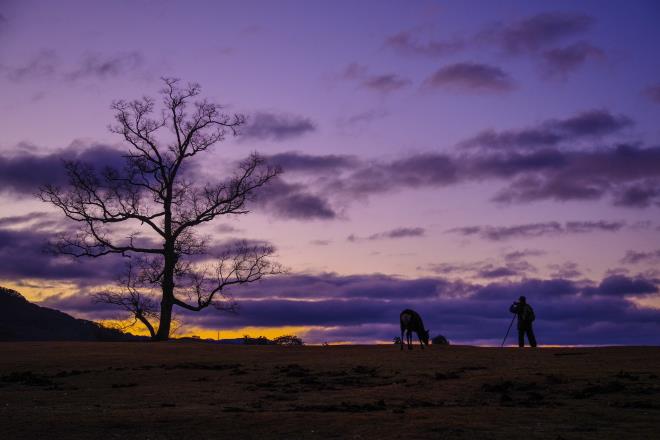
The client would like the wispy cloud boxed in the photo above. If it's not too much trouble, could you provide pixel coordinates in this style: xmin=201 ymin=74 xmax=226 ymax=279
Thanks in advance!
xmin=257 ymin=179 xmax=337 ymax=220
xmin=621 ymin=249 xmax=660 ymax=265
xmin=384 ymin=30 xmax=464 ymax=57
xmin=423 ymin=62 xmax=516 ymax=93
xmin=548 ymin=261 xmax=582 ymax=279
xmin=348 ymin=227 xmax=425 ymax=242
xmin=541 ymin=42 xmax=605 ymax=78
xmin=265 ymin=151 xmax=356 ymax=173
xmin=5 ymin=135 xmax=660 ymax=213
xmin=387 ymin=11 xmax=600 ymax=80
xmin=2 ymin=49 xmax=149 ymax=82
xmin=0 ymin=143 xmax=127 ymax=194
xmin=2 ymin=49 xmax=59 ymax=82
xmin=486 ymin=12 xmax=594 ymax=54
xmin=66 ymin=51 xmax=144 ymax=81
xmin=241 ymin=112 xmax=316 ymax=141
xmin=447 ymin=220 xmax=625 ymax=241
xmin=310 ymin=239 xmax=331 ymax=246
xmin=425 ymin=255 xmax=537 ymax=280
xmin=340 ymin=63 xmax=411 ymax=93
xmin=460 ymin=109 xmax=632 ymax=150
xmin=343 ymin=109 xmax=389 ymax=126
xmin=643 ymin=84 xmax=660 ymax=104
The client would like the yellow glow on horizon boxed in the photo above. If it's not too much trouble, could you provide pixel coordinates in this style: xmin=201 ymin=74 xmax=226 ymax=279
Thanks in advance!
xmin=0 ymin=280 xmax=79 ymax=302
xmin=178 ymin=325 xmax=314 ymax=340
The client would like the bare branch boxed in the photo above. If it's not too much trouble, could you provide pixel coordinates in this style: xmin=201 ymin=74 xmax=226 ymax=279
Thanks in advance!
xmin=93 ymin=260 xmax=160 ymax=338
xmin=171 ymin=241 xmax=282 ymax=312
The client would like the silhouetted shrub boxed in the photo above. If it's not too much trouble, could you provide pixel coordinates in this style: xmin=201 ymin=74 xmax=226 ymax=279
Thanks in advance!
xmin=242 ymin=335 xmax=275 ymax=345
xmin=432 ymin=335 xmax=450 ymax=345
xmin=273 ymin=335 xmax=304 ymax=346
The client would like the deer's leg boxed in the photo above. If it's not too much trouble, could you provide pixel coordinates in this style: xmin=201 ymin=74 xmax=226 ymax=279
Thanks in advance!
xmin=417 ymin=332 xmax=424 ymax=349
xmin=407 ymin=330 xmax=413 ymax=350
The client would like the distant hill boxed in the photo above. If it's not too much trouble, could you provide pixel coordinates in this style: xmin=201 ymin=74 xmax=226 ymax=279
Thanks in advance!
xmin=0 ymin=286 xmax=142 ymax=341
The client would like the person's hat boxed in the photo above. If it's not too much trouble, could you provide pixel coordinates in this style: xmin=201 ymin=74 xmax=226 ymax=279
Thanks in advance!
xmin=519 ymin=295 xmax=526 ymax=302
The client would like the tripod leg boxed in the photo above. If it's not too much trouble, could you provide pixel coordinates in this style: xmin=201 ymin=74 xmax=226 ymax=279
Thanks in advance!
xmin=501 ymin=315 xmax=516 ymax=347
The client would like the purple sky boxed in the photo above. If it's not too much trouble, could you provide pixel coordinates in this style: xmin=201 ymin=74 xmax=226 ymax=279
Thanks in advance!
xmin=1 ymin=0 xmax=660 ymax=345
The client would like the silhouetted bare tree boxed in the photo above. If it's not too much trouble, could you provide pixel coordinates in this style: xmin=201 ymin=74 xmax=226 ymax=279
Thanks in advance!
xmin=40 ymin=78 xmax=281 ymax=340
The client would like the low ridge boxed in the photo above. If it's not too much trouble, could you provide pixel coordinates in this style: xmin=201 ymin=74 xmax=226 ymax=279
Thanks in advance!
xmin=0 ymin=286 xmax=140 ymax=341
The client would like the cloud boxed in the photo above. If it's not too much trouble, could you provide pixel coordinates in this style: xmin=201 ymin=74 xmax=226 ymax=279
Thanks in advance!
xmin=0 ymin=142 xmax=338 ymax=221
xmin=241 ymin=112 xmax=316 ymax=141
xmin=461 ymin=109 xmax=632 ymax=150
xmin=215 ymin=224 xmax=243 ymax=234
xmin=331 ymin=152 xmax=458 ymax=199
xmin=447 ymin=220 xmax=625 ymax=241
xmin=0 ymin=225 xmax=126 ymax=284
xmin=265 ymin=151 xmax=356 ymax=174
xmin=38 ymin=291 xmax=127 ymax=321
xmin=0 ymin=143 xmax=127 ymax=195
xmin=256 ymin=179 xmax=337 ymax=220
xmin=583 ymin=275 xmax=659 ymax=297
xmin=269 ymin=152 xmax=458 ymax=215
xmin=201 ymin=238 xmax=276 ymax=260
xmin=504 ymin=249 xmax=547 ymax=261
xmin=384 ymin=12 xmax=600 ymax=82
xmin=343 ymin=109 xmax=389 ymax=126
xmin=271 ymin=192 xmax=336 ymax=220
xmin=65 ymin=51 xmax=145 ymax=81
xmin=371 ymin=227 xmax=425 ymax=239
xmin=423 ymin=62 xmax=516 ymax=93
xmin=548 ymin=262 xmax=582 ymax=279
xmin=342 ymin=63 xmax=368 ymax=79
xmin=478 ymin=267 xmax=520 ymax=279
xmin=268 ymin=143 xmax=660 ymax=212
xmin=2 ymin=49 xmax=150 ymax=83
xmin=384 ymin=31 xmax=464 ymax=57
xmin=42 ymin=270 xmax=660 ymax=345
xmin=340 ymin=63 xmax=411 ymax=93
xmin=643 ymin=84 xmax=660 ymax=104
xmin=613 ymin=181 xmax=660 ymax=208
xmin=488 ymin=12 xmax=594 ymax=54
xmin=425 ymin=253 xmax=538 ymax=280
xmin=488 ymin=144 xmax=660 ymax=206
xmin=7 ymin=121 xmax=653 ymax=220
xmin=363 ymin=74 xmax=412 ymax=93
xmin=4 ymin=134 xmax=660 ymax=220
xmin=2 ymin=49 xmax=59 ymax=82
xmin=348 ymin=227 xmax=425 ymax=242
xmin=541 ymin=41 xmax=604 ymax=77
xmin=0 ymin=211 xmax=52 ymax=228
xmin=621 ymin=250 xmax=660 ymax=265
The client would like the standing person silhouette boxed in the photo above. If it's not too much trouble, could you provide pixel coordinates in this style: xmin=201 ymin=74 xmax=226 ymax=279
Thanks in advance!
xmin=509 ymin=296 xmax=537 ymax=347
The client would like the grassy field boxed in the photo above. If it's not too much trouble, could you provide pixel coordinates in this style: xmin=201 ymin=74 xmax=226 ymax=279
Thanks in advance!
xmin=1 ymin=342 xmax=659 ymax=439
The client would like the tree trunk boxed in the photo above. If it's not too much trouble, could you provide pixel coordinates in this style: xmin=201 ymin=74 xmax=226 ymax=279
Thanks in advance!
xmin=155 ymin=195 xmax=174 ymax=341
xmin=155 ymin=296 xmax=173 ymax=340
xmin=155 ymin=238 xmax=175 ymax=341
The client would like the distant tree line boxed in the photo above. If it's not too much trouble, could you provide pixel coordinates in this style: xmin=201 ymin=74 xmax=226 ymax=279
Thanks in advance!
xmin=243 ymin=334 xmax=304 ymax=345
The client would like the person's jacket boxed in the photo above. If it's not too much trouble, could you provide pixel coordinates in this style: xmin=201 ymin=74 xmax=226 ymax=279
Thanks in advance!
xmin=510 ymin=303 xmax=535 ymax=327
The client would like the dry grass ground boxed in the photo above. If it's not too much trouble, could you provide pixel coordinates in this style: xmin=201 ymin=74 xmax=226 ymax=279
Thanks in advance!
xmin=1 ymin=342 xmax=659 ymax=439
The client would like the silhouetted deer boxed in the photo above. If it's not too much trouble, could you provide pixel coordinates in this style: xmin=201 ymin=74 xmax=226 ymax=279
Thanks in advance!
xmin=400 ymin=309 xmax=429 ymax=350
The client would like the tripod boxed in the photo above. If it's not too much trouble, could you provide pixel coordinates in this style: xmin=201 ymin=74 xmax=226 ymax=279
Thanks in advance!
xmin=500 ymin=314 xmax=516 ymax=347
